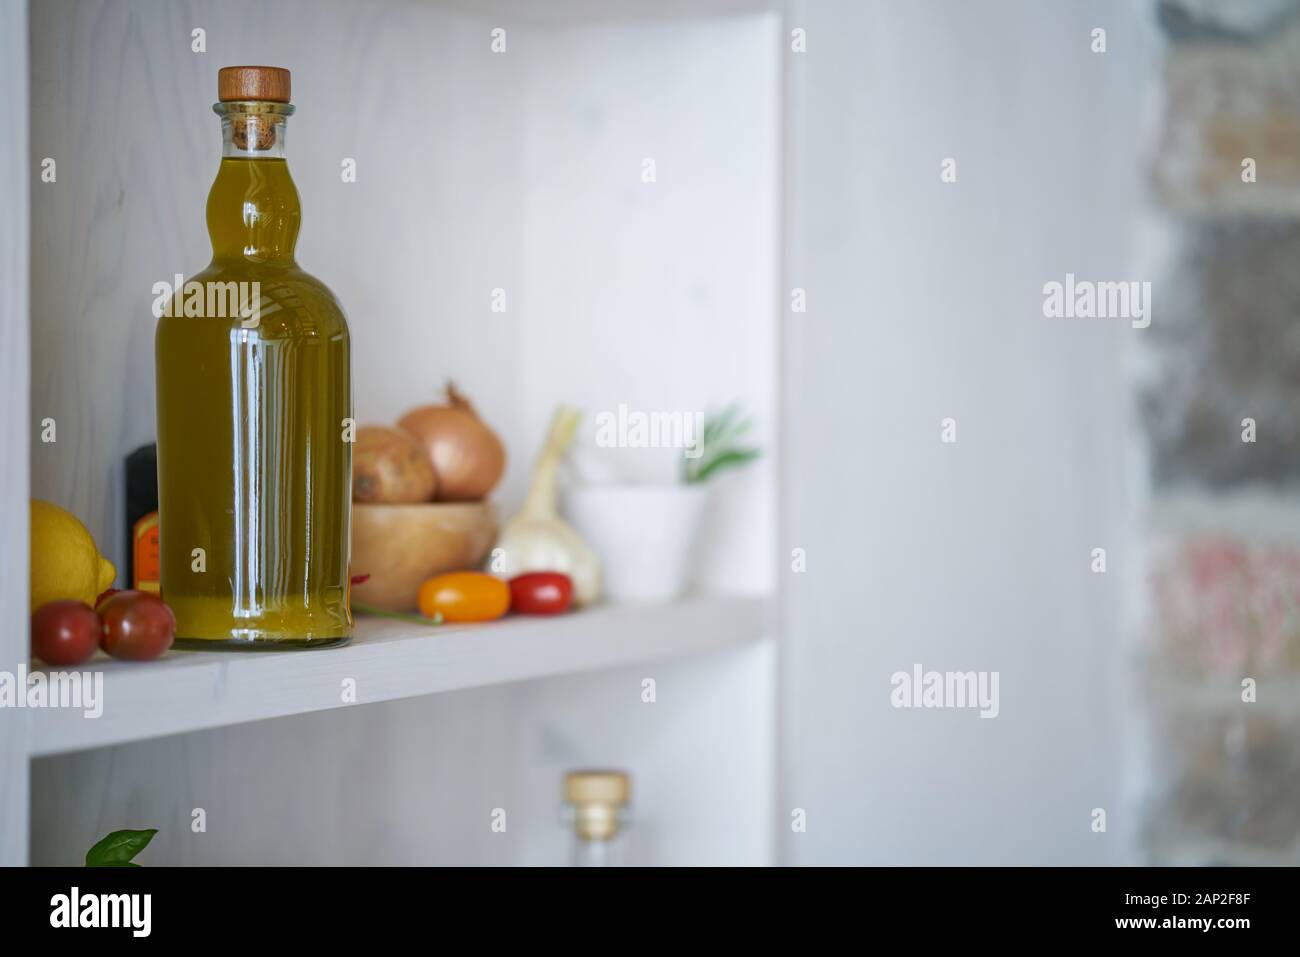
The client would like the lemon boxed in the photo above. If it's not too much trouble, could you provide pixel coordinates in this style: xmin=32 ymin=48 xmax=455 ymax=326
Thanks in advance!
xmin=30 ymin=499 xmax=116 ymax=609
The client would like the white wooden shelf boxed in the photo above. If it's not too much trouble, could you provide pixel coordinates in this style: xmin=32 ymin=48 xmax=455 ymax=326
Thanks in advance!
xmin=26 ymin=595 xmax=768 ymax=758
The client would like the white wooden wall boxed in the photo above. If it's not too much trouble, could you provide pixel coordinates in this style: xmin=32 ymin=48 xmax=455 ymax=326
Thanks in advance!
xmin=25 ymin=0 xmax=778 ymax=865
xmin=28 ymin=0 xmax=777 ymax=599
xmin=779 ymin=0 xmax=1152 ymax=864
xmin=0 ymin=0 xmax=31 ymax=868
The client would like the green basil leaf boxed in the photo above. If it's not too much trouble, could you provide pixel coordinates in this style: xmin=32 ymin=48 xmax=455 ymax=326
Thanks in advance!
xmin=85 ymin=828 xmax=157 ymax=867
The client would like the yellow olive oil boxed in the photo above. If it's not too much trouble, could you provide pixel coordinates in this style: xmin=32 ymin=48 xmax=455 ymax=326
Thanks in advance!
xmin=155 ymin=68 xmax=351 ymax=648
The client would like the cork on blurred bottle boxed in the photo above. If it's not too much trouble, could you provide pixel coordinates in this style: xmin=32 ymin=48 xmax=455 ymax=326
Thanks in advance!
xmin=562 ymin=770 xmax=631 ymax=867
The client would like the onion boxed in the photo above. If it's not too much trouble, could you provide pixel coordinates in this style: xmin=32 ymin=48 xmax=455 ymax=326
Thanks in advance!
xmin=352 ymin=425 xmax=437 ymax=504
xmin=398 ymin=383 xmax=506 ymax=502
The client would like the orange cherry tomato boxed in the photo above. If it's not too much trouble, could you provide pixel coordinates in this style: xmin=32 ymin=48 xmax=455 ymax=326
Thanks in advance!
xmin=417 ymin=572 xmax=510 ymax=623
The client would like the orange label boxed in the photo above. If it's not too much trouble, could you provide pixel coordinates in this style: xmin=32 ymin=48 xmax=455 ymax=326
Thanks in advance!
xmin=133 ymin=511 xmax=160 ymax=594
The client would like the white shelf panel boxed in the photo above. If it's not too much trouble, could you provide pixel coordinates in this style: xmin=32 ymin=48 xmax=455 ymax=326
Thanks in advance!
xmin=27 ymin=595 xmax=768 ymax=758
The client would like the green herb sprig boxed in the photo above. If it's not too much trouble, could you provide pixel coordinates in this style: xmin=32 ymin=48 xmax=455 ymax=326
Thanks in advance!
xmin=683 ymin=404 xmax=760 ymax=484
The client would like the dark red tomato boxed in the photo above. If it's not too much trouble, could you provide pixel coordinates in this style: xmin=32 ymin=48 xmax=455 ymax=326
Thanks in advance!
xmin=99 ymin=590 xmax=176 ymax=661
xmin=95 ymin=588 xmax=122 ymax=609
xmin=31 ymin=601 xmax=101 ymax=666
xmin=508 ymin=572 xmax=573 ymax=615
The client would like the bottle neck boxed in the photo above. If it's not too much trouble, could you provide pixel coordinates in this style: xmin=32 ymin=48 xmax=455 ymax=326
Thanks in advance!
xmin=207 ymin=101 xmax=300 ymax=266
xmin=563 ymin=798 xmax=627 ymax=866
xmin=571 ymin=836 xmax=616 ymax=868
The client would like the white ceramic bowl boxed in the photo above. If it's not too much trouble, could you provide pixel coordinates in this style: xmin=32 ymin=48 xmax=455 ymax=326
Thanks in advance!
xmin=562 ymin=484 xmax=708 ymax=602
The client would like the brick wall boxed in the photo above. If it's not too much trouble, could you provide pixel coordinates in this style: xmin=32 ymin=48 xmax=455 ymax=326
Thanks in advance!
xmin=1143 ymin=0 xmax=1300 ymax=864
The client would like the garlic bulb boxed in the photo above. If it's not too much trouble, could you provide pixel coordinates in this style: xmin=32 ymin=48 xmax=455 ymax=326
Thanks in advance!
xmin=494 ymin=407 xmax=602 ymax=605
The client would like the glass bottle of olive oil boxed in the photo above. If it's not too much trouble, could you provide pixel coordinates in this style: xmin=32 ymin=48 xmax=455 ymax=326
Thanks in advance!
xmin=155 ymin=66 xmax=352 ymax=648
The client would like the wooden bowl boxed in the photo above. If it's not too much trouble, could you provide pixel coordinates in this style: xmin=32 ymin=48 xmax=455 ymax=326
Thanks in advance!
xmin=351 ymin=502 xmax=498 ymax=612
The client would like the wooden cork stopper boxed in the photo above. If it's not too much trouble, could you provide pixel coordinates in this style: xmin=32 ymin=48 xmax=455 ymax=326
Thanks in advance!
xmin=218 ymin=66 xmax=291 ymax=103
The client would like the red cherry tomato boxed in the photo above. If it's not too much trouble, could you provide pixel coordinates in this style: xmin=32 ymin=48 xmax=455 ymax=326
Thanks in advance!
xmin=99 ymin=591 xmax=176 ymax=661
xmin=95 ymin=588 xmax=122 ymax=609
xmin=508 ymin=572 xmax=574 ymax=615
xmin=31 ymin=601 xmax=101 ymax=666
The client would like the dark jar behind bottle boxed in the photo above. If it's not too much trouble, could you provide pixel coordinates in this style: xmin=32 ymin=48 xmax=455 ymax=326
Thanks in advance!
xmin=155 ymin=66 xmax=352 ymax=648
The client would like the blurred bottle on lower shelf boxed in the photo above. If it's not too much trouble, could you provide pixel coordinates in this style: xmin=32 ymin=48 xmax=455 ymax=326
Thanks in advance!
xmin=563 ymin=770 xmax=631 ymax=867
